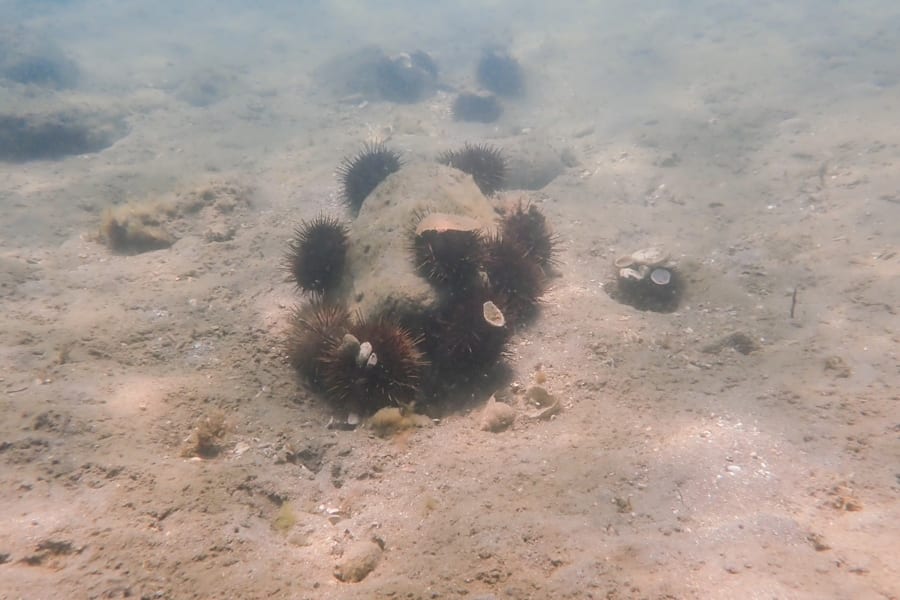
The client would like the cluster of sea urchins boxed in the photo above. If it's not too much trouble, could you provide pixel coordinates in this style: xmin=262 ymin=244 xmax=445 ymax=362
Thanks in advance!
xmin=284 ymin=141 xmax=556 ymax=412
xmin=413 ymin=199 xmax=557 ymax=376
xmin=285 ymin=141 xmax=427 ymax=413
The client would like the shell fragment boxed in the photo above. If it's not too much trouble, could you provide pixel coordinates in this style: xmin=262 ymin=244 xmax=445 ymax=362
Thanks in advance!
xmin=630 ymin=247 xmax=669 ymax=267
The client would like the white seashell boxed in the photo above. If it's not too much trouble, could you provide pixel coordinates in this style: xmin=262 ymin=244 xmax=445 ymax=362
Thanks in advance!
xmin=614 ymin=255 xmax=635 ymax=268
xmin=356 ymin=341 xmax=373 ymax=367
xmin=650 ymin=268 xmax=672 ymax=286
xmin=631 ymin=247 xmax=669 ymax=266
xmin=366 ymin=352 xmax=378 ymax=368
xmin=483 ymin=301 xmax=506 ymax=328
xmin=619 ymin=267 xmax=644 ymax=281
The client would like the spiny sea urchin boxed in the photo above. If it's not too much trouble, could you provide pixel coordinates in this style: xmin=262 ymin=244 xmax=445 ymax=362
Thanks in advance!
xmin=412 ymin=212 xmax=485 ymax=286
xmin=500 ymin=201 xmax=559 ymax=268
xmin=476 ymin=48 xmax=524 ymax=97
xmin=426 ymin=292 xmax=511 ymax=373
xmin=452 ymin=92 xmax=502 ymax=123
xmin=375 ymin=51 xmax=438 ymax=103
xmin=337 ymin=142 xmax=402 ymax=215
xmin=286 ymin=297 xmax=352 ymax=382
xmin=437 ymin=143 xmax=506 ymax=196
xmin=320 ymin=314 xmax=427 ymax=412
xmin=483 ymin=232 xmax=547 ymax=325
xmin=285 ymin=214 xmax=349 ymax=294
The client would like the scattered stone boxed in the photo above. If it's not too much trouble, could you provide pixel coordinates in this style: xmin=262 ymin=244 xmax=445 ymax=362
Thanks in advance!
xmin=480 ymin=395 xmax=516 ymax=432
xmin=334 ymin=540 xmax=383 ymax=583
xmin=701 ymin=332 xmax=760 ymax=355
xmin=368 ymin=407 xmax=430 ymax=438
xmin=613 ymin=497 xmax=632 ymax=513
xmin=524 ymin=386 xmax=561 ymax=420
xmin=829 ymin=484 xmax=863 ymax=512
xmin=272 ymin=503 xmax=296 ymax=534
xmin=204 ymin=224 xmax=236 ymax=243
xmin=824 ymin=355 xmax=851 ymax=378
xmin=807 ymin=533 xmax=831 ymax=552
xmin=20 ymin=539 xmax=81 ymax=566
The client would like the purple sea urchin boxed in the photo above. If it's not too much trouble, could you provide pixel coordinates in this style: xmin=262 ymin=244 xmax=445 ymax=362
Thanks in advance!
xmin=285 ymin=215 xmax=348 ymax=294
xmin=483 ymin=232 xmax=548 ymax=325
xmin=320 ymin=314 xmax=427 ymax=411
xmin=286 ymin=297 xmax=352 ymax=382
xmin=476 ymin=48 xmax=524 ymax=97
xmin=413 ymin=212 xmax=485 ymax=286
xmin=500 ymin=200 xmax=559 ymax=268
xmin=437 ymin=143 xmax=506 ymax=196
xmin=337 ymin=142 xmax=402 ymax=215
xmin=452 ymin=92 xmax=502 ymax=123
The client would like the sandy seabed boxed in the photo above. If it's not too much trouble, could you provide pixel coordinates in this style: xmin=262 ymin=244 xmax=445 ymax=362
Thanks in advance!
xmin=1 ymin=2 xmax=898 ymax=599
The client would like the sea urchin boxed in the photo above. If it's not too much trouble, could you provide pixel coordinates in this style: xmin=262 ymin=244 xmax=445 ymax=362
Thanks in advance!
xmin=476 ymin=48 xmax=524 ymax=97
xmin=413 ymin=212 xmax=485 ymax=286
xmin=426 ymin=292 xmax=511 ymax=374
xmin=438 ymin=143 xmax=506 ymax=196
xmin=320 ymin=314 xmax=427 ymax=411
xmin=483 ymin=232 xmax=547 ymax=325
xmin=286 ymin=215 xmax=349 ymax=295
xmin=337 ymin=142 xmax=402 ymax=215
xmin=286 ymin=298 xmax=352 ymax=382
xmin=500 ymin=201 xmax=558 ymax=268
xmin=452 ymin=92 xmax=502 ymax=123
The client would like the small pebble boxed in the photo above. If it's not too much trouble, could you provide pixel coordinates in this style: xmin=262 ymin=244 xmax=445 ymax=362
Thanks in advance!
xmin=726 ymin=465 xmax=742 ymax=474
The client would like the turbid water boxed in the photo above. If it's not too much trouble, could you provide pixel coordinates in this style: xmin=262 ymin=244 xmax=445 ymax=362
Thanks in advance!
xmin=1 ymin=2 xmax=898 ymax=598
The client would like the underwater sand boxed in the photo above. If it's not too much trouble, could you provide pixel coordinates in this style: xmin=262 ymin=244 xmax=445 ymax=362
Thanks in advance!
xmin=1 ymin=2 xmax=898 ymax=598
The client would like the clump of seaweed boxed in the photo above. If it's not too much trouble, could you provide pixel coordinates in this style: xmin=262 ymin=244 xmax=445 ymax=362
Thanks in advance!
xmin=99 ymin=203 xmax=177 ymax=254
xmin=181 ymin=411 xmax=230 ymax=458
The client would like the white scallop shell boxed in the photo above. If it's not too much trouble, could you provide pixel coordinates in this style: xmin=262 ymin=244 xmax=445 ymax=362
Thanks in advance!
xmin=650 ymin=268 xmax=672 ymax=285
xmin=630 ymin=247 xmax=669 ymax=267
xmin=483 ymin=301 xmax=506 ymax=328
xmin=614 ymin=255 xmax=635 ymax=268
xmin=619 ymin=267 xmax=644 ymax=281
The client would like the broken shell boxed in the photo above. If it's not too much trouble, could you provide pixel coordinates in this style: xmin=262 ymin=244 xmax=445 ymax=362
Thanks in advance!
xmin=483 ymin=300 xmax=506 ymax=328
xmin=618 ymin=267 xmax=644 ymax=281
xmin=366 ymin=352 xmax=378 ymax=368
xmin=415 ymin=212 xmax=482 ymax=236
xmin=649 ymin=268 xmax=672 ymax=286
xmin=524 ymin=386 xmax=561 ymax=420
xmin=336 ymin=334 xmax=361 ymax=358
xmin=631 ymin=247 xmax=669 ymax=267
xmin=356 ymin=341 xmax=373 ymax=367
xmin=614 ymin=255 xmax=635 ymax=269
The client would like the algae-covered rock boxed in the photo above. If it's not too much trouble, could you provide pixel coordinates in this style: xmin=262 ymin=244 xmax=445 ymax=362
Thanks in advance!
xmin=343 ymin=162 xmax=497 ymax=320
